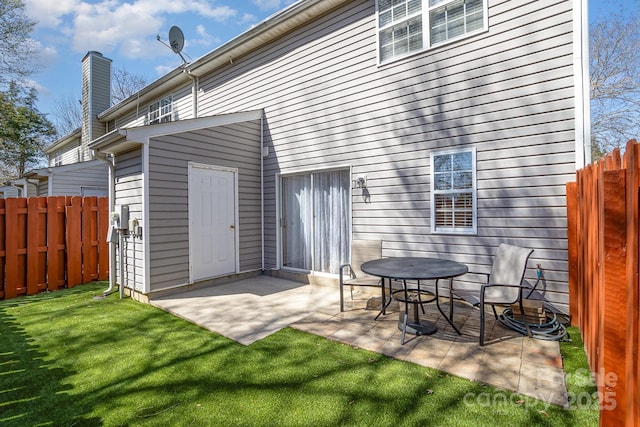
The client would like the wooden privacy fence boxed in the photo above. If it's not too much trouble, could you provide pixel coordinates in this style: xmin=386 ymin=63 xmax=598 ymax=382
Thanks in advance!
xmin=566 ymin=139 xmax=640 ymax=426
xmin=0 ymin=196 xmax=109 ymax=301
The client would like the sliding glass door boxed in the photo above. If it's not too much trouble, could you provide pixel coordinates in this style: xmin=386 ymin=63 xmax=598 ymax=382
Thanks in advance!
xmin=281 ymin=169 xmax=350 ymax=274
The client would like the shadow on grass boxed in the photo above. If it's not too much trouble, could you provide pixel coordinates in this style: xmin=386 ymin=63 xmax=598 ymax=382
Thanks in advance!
xmin=0 ymin=283 xmax=597 ymax=426
xmin=0 ymin=305 xmax=102 ymax=426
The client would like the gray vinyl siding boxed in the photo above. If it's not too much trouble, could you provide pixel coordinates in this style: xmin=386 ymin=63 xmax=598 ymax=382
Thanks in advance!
xmin=0 ymin=187 xmax=19 ymax=198
xmin=49 ymin=162 xmax=109 ymax=196
xmin=37 ymin=183 xmax=48 ymax=197
xmin=24 ymin=181 xmax=38 ymax=197
xmin=113 ymin=86 xmax=192 ymax=129
xmin=180 ymin=0 xmax=576 ymax=311
xmin=114 ymin=109 xmax=143 ymax=129
xmin=50 ymin=142 xmax=80 ymax=166
xmin=172 ymin=86 xmax=193 ymax=120
xmin=114 ymin=149 xmax=144 ymax=292
xmin=147 ymin=120 xmax=262 ymax=291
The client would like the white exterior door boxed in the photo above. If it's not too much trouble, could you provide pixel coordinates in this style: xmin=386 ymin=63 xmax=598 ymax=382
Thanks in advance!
xmin=189 ymin=163 xmax=237 ymax=281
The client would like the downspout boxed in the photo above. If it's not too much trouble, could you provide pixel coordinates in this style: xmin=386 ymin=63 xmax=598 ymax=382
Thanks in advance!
xmin=47 ymin=169 xmax=53 ymax=195
xmin=184 ymin=69 xmax=199 ymax=119
xmin=119 ymin=228 xmax=125 ymax=299
xmin=261 ymin=114 xmax=265 ymax=271
xmin=92 ymin=149 xmax=117 ymax=296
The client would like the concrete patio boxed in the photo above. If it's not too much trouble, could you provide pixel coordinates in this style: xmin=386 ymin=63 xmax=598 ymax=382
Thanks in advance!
xmin=150 ymin=274 xmax=568 ymax=407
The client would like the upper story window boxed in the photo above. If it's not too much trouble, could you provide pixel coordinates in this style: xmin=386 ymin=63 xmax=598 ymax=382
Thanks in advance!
xmin=430 ymin=147 xmax=477 ymax=234
xmin=377 ymin=0 xmax=487 ymax=63
xmin=147 ymin=96 xmax=173 ymax=125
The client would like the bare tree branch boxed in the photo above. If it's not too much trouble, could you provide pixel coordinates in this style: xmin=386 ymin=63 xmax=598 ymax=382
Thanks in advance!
xmin=50 ymin=67 xmax=148 ymax=136
xmin=590 ymin=8 xmax=640 ymax=157
xmin=111 ymin=67 xmax=148 ymax=104
xmin=51 ymin=94 xmax=82 ymax=137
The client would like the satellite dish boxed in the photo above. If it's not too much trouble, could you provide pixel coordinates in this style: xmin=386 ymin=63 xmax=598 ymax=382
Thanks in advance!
xmin=169 ymin=26 xmax=184 ymax=54
xmin=157 ymin=25 xmax=188 ymax=64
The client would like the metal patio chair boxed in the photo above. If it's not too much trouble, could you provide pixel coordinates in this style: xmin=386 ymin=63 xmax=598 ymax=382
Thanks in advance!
xmin=451 ymin=243 xmax=534 ymax=346
xmin=339 ymin=240 xmax=382 ymax=312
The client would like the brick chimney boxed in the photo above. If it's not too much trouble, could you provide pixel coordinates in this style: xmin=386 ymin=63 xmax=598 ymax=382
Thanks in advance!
xmin=81 ymin=51 xmax=111 ymax=161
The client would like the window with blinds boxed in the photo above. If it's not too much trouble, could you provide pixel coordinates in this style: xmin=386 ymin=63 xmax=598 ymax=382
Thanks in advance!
xmin=147 ymin=96 xmax=173 ymax=125
xmin=377 ymin=0 xmax=487 ymax=63
xmin=430 ymin=148 xmax=477 ymax=234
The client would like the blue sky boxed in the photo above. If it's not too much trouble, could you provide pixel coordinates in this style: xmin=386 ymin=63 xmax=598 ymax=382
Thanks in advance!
xmin=26 ymin=0 xmax=295 ymax=119
xmin=25 ymin=0 xmax=639 ymax=123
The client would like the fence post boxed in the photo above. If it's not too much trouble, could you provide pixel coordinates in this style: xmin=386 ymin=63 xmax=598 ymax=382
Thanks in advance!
xmin=47 ymin=196 xmax=67 ymax=290
xmin=566 ymin=181 xmax=578 ymax=325
xmin=582 ymin=163 xmax=599 ymax=370
xmin=27 ymin=197 xmax=48 ymax=295
xmin=0 ymin=199 xmax=5 ymax=299
xmin=625 ymin=141 xmax=640 ymax=426
xmin=66 ymin=196 xmax=83 ymax=287
xmin=82 ymin=197 xmax=99 ymax=284
xmin=601 ymin=169 xmax=627 ymax=426
xmin=5 ymin=198 xmax=28 ymax=298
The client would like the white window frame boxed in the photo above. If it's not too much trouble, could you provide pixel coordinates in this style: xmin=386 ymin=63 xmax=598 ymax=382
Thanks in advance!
xmin=147 ymin=95 xmax=173 ymax=125
xmin=430 ymin=147 xmax=477 ymax=235
xmin=376 ymin=0 xmax=488 ymax=64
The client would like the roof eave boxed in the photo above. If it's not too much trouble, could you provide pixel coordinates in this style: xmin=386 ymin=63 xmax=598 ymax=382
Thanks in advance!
xmin=88 ymin=129 xmax=141 ymax=156
xmin=186 ymin=0 xmax=349 ymax=78
xmin=97 ymin=67 xmax=188 ymax=122
xmin=44 ymin=127 xmax=82 ymax=154
xmin=96 ymin=0 xmax=350 ymax=122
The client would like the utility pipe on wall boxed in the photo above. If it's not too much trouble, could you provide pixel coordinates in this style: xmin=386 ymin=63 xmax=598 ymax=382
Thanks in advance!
xmin=119 ymin=232 xmax=125 ymax=299
xmin=92 ymin=149 xmax=118 ymax=296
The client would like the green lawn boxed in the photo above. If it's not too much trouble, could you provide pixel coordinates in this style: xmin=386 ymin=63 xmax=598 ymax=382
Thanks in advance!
xmin=0 ymin=282 xmax=598 ymax=426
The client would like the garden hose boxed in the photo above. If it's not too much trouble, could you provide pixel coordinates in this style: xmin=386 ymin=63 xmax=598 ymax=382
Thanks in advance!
xmin=497 ymin=265 xmax=570 ymax=342
xmin=498 ymin=309 xmax=569 ymax=341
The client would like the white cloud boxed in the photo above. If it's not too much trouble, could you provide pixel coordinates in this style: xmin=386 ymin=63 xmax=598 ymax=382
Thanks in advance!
xmin=35 ymin=44 xmax=59 ymax=68
xmin=252 ymin=0 xmax=283 ymax=10
xmin=155 ymin=64 xmax=175 ymax=76
xmin=190 ymin=24 xmax=222 ymax=48
xmin=251 ymin=0 xmax=296 ymax=11
xmin=24 ymin=78 xmax=48 ymax=95
xmin=26 ymin=0 xmax=82 ymax=28
xmin=240 ymin=13 xmax=258 ymax=25
xmin=72 ymin=2 xmax=165 ymax=57
xmin=27 ymin=0 xmax=239 ymax=59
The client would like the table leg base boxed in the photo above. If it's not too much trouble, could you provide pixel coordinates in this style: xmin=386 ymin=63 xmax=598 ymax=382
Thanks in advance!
xmin=397 ymin=305 xmax=438 ymax=336
xmin=398 ymin=321 xmax=438 ymax=336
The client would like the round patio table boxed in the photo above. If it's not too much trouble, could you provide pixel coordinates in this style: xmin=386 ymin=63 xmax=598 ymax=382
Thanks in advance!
xmin=361 ymin=257 xmax=468 ymax=342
